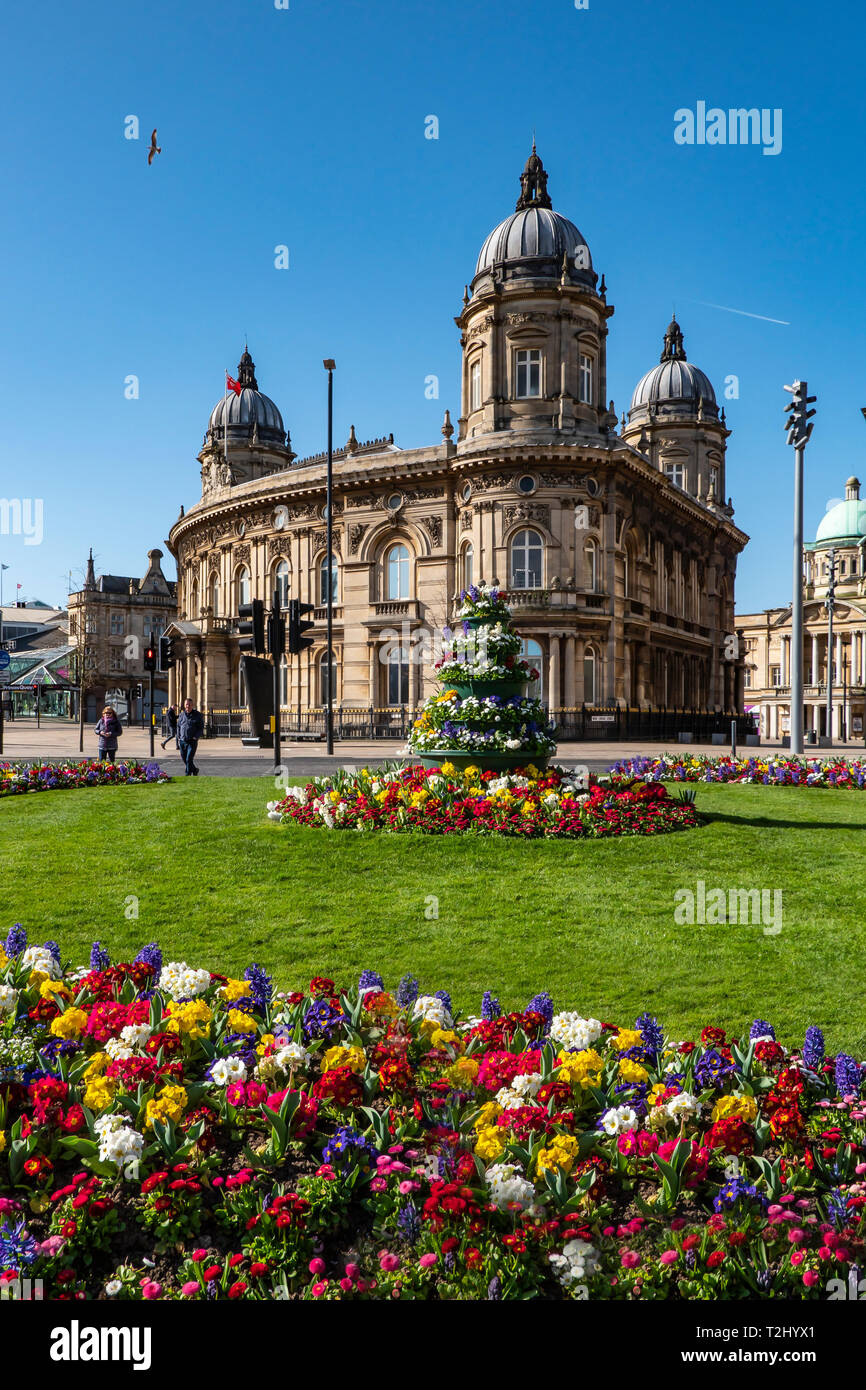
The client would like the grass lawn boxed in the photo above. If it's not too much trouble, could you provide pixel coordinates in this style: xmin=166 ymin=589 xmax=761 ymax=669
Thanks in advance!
xmin=2 ymin=776 xmax=866 ymax=1051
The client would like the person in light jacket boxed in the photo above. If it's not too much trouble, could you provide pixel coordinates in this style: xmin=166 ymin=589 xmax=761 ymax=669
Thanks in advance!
xmin=176 ymin=698 xmax=204 ymax=776
xmin=161 ymin=704 xmax=178 ymax=750
xmin=94 ymin=705 xmax=123 ymax=763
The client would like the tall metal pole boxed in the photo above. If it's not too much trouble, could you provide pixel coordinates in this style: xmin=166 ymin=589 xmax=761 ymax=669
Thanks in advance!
xmin=825 ymin=550 xmax=835 ymax=744
xmin=323 ymin=360 xmax=336 ymax=756
xmin=272 ymin=586 xmax=282 ymax=773
xmin=148 ymin=630 xmax=155 ymax=759
xmin=790 ymin=440 xmax=805 ymax=754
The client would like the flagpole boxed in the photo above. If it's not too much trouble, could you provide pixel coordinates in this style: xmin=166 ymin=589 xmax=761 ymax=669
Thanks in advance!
xmin=224 ymin=369 xmax=229 ymax=461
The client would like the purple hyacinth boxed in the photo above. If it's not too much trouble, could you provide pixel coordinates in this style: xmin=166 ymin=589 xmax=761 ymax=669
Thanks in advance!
xmin=397 ymin=1200 xmax=421 ymax=1245
xmin=803 ymin=1025 xmax=825 ymax=1070
xmin=636 ymin=1012 xmax=664 ymax=1056
xmin=750 ymin=1019 xmax=775 ymax=1041
xmin=481 ymin=991 xmax=501 ymax=1021
xmin=135 ymin=942 xmax=163 ymax=976
xmin=487 ymin=1276 xmax=502 ymax=1300
xmin=526 ymin=992 xmax=554 ymax=1029
xmin=0 ymin=1219 xmax=38 ymax=1268
xmin=358 ymin=969 xmax=384 ymax=994
xmin=90 ymin=941 xmax=110 ymax=972
xmin=5 ymin=925 xmax=26 ymax=958
xmin=434 ymin=989 xmax=452 ymax=1015
xmin=835 ymin=1053 xmax=862 ymax=1097
xmin=396 ymin=974 xmax=419 ymax=1009
xmin=43 ymin=940 xmax=61 ymax=965
xmin=243 ymin=962 xmax=273 ymax=1013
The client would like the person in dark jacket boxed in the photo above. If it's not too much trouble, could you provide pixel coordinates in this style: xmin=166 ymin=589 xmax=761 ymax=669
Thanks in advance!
xmin=177 ymin=698 xmax=204 ymax=776
xmin=94 ymin=705 xmax=123 ymax=762
xmin=161 ymin=704 xmax=178 ymax=750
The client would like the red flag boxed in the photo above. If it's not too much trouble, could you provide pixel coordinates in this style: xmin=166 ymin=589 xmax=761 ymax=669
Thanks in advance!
xmin=226 ymin=373 xmax=242 ymax=396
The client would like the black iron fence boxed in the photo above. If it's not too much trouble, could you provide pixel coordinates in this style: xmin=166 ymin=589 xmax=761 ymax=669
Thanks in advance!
xmin=206 ymin=706 xmax=757 ymax=743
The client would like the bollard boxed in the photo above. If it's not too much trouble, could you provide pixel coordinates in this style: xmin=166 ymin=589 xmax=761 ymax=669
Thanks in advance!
xmin=730 ymin=719 xmax=737 ymax=760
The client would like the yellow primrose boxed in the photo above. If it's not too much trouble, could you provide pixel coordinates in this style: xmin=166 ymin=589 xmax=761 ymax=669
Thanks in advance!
xmin=0 ymin=1132 xmax=6 ymax=1154
xmin=611 ymin=1028 xmax=645 ymax=1052
xmin=474 ymin=1124 xmax=506 ymax=1162
xmin=166 ymin=1000 xmax=213 ymax=1039
xmin=227 ymin=1009 xmax=257 ymax=1035
xmin=321 ymin=1044 xmax=366 ymax=1073
xmin=0 ymin=946 xmax=7 ymax=969
xmin=429 ymin=1028 xmax=464 ymax=1055
xmin=257 ymin=1032 xmax=277 ymax=1055
xmin=619 ymin=1059 xmax=650 ymax=1084
xmin=40 ymin=979 xmax=72 ymax=1001
xmin=49 ymin=1008 xmax=89 ymax=1040
xmin=28 ymin=970 xmax=50 ymax=989
xmin=446 ymin=1056 xmax=479 ymax=1086
xmin=144 ymin=1084 xmax=188 ymax=1129
xmin=83 ymin=1076 xmax=116 ymax=1112
xmin=221 ymin=979 xmax=252 ymax=1003
xmin=712 ymin=1094 xmax=758 ymax=1124
xmin=555 ymin=1048 xmax=604 ymax=1088
xmin=474 ymin=1100 xmax=502 ymax=1129
xmin=440 ymin=762 xmax=458 ymax=777
xmin=84 ymin=1052 xmax=109 ymax=1078
xmin=536 ymin=1134 xmax=580 ymax=1177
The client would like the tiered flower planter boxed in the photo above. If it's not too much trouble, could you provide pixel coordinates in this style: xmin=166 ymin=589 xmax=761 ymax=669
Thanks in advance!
xmin=409 ymin=583 xmax=556 ymax=772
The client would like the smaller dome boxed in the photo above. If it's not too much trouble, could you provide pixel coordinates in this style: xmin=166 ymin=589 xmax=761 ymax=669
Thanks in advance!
xmin=206 ymin=348 xmax=287 ymax=450
xmin=815 ymin=498 xmax=866 ymax=545
xmin=628 ymin=318 xmax=718 ymax=420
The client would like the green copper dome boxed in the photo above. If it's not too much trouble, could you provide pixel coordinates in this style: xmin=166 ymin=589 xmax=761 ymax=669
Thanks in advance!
xmin=814 ymin=496 xmax=866 ymax=544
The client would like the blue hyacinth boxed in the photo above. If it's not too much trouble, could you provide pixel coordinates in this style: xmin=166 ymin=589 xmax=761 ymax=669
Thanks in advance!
xmin=135 ymin=942 xmax=163 ymax=976
xmin=358 ymin=969 xmax=384 ymax=994
xmin=396 ymin=974 xmax=419 ymax=1009
xmin=835 ymin=1053 xmax=862 ymax=1097
xmin=43 ymin=940 xmax=61 ymax=965
xmin=434 ymin=989 xmax=452 ymax=1015
xmin=803 ymin=1025 xmax=825 ymax=1070
xmin=481 ymin=990 xmax=501 ymax=1021
xmin=526 ymin=992 xmax=554 ymax=1029
xmin=0 ymin=1219 xmax=38 ymax=1268
xmin=750 ymin=1019 xmax=775 ymax=1041
xmin=90 ymin=941 xmax=110 ymax=972
xmin=636 ymin=1012 xmax=664 ymax=1056
xmin=4 ymin=925 xmax=26 ymax=958
xmin=243 ymin=962 xmax=273 ymax=1013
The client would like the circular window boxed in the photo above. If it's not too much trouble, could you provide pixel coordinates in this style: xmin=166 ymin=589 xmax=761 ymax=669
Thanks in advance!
xmin=320 ymin=503 xmax=330 ymax=521
xmin=386 ymin=492 xmax=403 ymax=512
xmin=585 ymin=477 xmax=600 ymax=498
xmin=273 ymin=505 xmax=288 ymax=531
xmin=236 ymin=520 xmax=246 ymax=538
xmin=461 ymin=482 xmax=472 ymax=503
xmin=517 ymin=475 xmax=536 ymax=495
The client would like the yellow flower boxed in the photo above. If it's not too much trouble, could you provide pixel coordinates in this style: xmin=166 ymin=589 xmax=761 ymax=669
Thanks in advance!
xmin=618 ymin=1059 xmax=649 ymax=1084
xmin=329 ymin=790 xmax=342 ymax=803
xmin=49 ymin=1007 xmax=89 ymax=1040
xmin=221 ymin=979 xmax=252 ymax=1003
xmin=166 ymin=1000 xmax=213 ymax=1039
xmin=227 ymin=1009 xmax=257 ymax=1035
xmin=611 ymin=1028 xmax=644 ymax=1052
xmin=321 ymin=1044 xmax=366 ymax=1073
xmin=474 ymin=1124 xmax=505 ymax=1162
xmin=83 ymin=1076 xmax=116 ymax=1112
xmin=0 ymin=1132 xmax=6 ymax=1154
xmin=536 ymin=1134 xmax=580 ymax=1177
xmin=28 ymin=970 xmax=50 ymax=989
xmin=257 ymin=1032 xmax=277 ymax=1055
xmin=40 ymin=980 xmax=72 ymax=1001
xmin=429 ymin=1028 xmax=464 ymax=1054
xmin=440 ymin=762 xmax=458 ymax=778
xmin=447 ymin=1056 xmax=479 ymax=1086
xmin=712 ymin=1094 xmax=758 ymax=1124
xmin=556 ymin=1048 xmax=604 ymax=1088
xmin=0 ymin=946 xmax=7 ymax=969
xmin=364 ymin=992 xmax=400 ymax=1019
xmin=144 ymin=1084 xmax=188 ymax=1129
xmin=474 ymin=1100 xmax=502 ymax=1128
xmin=83 ymin=1052 xmax=109 ymax=1078
xmin=463 ymin=764 xmax=481 ymax=780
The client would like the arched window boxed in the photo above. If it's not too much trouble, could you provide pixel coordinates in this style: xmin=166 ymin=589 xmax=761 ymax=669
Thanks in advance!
xmin=278 ymin=654 xmax=288 ymax=707
xmin=387 ymin=646 xmax=409 ymax=705
xmin=510 ymin=529 xmax=543 ymax=588
xmin=274 ymin=560 xmax=290 ymax=609
xmin=584 ymin=646 xmax=597 ymax=704
xmin=320 ymin=556 xmax=339 ymax=605
xmin=386 ymin=544 xmax=410 ymax=600
xmin=209 ymin=574 xmax=220 ymax=616
xmin=584 ymin=540 xmax=598 ymax=592
xmin=519 ymin=637 xmax=543 ymax=702
xmin=461 ymin=542 xmax=474 ymax=591
xmin=236 ymin=566 xmax=250 ymax=610
xmin=578 ymin=354 xmax=593 ymax=404
xmin=191 ymin=580 xmax=199 ymax=619
xmin=469 ymin=358 xmax=482 ymax=412
xmin=319 ymin=650 xmax=336 ymax=705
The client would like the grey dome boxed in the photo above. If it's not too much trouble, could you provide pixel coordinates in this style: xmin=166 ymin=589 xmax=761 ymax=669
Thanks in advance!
xmin=207 ymin=348 xmax=287 ymax=449
xmin=472 ymin=147 xmax=594 ymax=289
xmin=628 ymin=318 xmax=718 ymax=420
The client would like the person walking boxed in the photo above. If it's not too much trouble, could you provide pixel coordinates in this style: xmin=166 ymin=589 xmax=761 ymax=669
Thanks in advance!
xmin=161 ymin=703 xmax=178 ymax=750
xmin=177 ymin=697 xmax=204 ymax=776
xmin=94 ymin=705 xmax=123 ymax=763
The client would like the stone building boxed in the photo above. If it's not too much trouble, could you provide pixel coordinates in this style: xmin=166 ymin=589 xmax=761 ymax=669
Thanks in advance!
xmin=165 ymin=149 xmax=748 ymax=724
xmin=67 ymin=549 xmax=177 ymax=721
xmin=737 ymin=476 xmax=866 ymax=742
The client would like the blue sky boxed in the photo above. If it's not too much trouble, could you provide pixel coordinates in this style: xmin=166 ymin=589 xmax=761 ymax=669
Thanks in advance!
xmin=1 ymin=0 xmax=863 ymax=612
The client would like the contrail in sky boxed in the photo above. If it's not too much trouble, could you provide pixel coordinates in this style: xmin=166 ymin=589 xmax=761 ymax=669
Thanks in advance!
xmin=691 ymin=299 xmax=790 ymax=325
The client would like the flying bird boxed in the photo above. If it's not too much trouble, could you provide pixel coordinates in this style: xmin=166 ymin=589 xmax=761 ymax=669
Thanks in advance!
xmin=147 ymin=130 xmax=161 ymax=165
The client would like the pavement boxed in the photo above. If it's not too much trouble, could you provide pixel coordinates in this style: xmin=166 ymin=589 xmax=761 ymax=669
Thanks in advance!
xmin=2 ymin=719 xmax=865 ymax=779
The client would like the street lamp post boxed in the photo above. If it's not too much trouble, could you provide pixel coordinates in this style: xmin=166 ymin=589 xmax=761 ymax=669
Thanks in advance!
xmin=323 ymin=359 xmax=336 ymax=756
xmin=825 ymin=549 xmax=836 ymax=743
xmin=784 ymin=380 xmax=817 ymax=756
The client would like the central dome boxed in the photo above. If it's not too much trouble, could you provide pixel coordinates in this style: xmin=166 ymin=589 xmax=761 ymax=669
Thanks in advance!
xmin=472 ymin=147 xmax=594 ymax=289
xmin=206 ymin=348 xmax=287 ymax=450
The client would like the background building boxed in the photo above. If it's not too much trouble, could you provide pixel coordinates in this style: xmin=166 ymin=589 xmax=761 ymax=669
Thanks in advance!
xmin=67 ymin=549 xmax=177 ymax=723
xmin=738 ymin=476 xmax=866 ymax=742
xmin=165 ymin=150 xmax=748 ymax=733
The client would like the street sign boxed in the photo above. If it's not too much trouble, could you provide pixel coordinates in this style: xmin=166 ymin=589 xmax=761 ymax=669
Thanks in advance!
xmin=590 ymin=714 xmax=616 ymax=723
xmin=0 ymin=651 xmax=10 ymax=670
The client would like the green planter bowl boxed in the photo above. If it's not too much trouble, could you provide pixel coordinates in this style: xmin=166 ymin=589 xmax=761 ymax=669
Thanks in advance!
xmin=415 ymin=750 xmax=550 ymax=774
xmin=441 ymin=678 xmax=526 ymax=701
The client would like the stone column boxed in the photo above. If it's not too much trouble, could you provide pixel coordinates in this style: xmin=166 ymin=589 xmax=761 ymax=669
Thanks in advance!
xmin=811 ymin=633 xmax=818 ymax=687
xmin=368 ymin=642 xmax=377 ymax=706
xmin=563 ymin=634 xmax=576 ymax=706
xmin=575 ymin=637 xmax=585 ymax=705
xmin=549 ymin=634 xmax=561 ymax=710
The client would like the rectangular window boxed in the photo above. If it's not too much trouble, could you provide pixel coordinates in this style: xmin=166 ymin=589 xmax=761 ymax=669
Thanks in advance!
xmin=387 ymin=654 xmax=409 ymax=705
xmin=744 ymin=669 xmax=752 ymax=688
xmin=110 ymin=613 xmax=124 ymax=635
xmin=514 ymin=349 xmax=541 ymax=399
xmin=109 ymin=651 xmax=125 ymax=673
xmin=770 ymin=666 xmax=781 ymax=687
xmin=470 ymin=359 xmax=481 ymax=411
xmin=665 ymin=463 xmax=685 ymax=489
xmin=578 ymin=354 xmax=593 ymax=404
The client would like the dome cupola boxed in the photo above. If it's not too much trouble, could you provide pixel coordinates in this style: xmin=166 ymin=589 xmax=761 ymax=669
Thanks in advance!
xmin=207 ymin=347 xmax=289 ymax=452
xmin=628 ymin=317 xmax=718 ymax=422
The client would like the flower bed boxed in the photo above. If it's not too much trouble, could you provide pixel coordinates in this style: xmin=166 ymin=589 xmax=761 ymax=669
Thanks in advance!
xmin=610 ymin=755 xmax=866 ymax=788
xmin=267 ymin=763 xmax=700 ymax=838
xmin=2 ymin=928 xmax=864 ymax=1302
xmin=0 ymin=760 xmax=169 ymax=798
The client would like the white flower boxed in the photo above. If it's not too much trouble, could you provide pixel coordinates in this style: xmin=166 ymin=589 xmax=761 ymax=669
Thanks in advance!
xmin=600 ymin=1104 xmax=638 ymax=1135
xmin=105 ymin=1279 xmax=122 ymax=1296
xmin=550 ymin=1011 xmax=603 ymax=1052
xmin=664 ymin=1091 xmax=702 ymax=1121
xmin=549 ymin=1237 xmax=600 ymax=1286
xmin=511 ymin=1071 xmax=543 ymax=1100
xmin=158 ymin=961 xmax=212 ymax=1001
xmin=495 ymin=1086 xmax=530 ymax=1111
xmin=485 ymin=1163 xmax=535 ymax=1210
xmin=104 ymin=1039 xmax=134 ymax=1060
xmin=95 ymin=1114 xmax=145 ymax=1179
xmin=257 ymin=1040 xmax=312 ymax=1081
xmin=120 ymin=1022 xmax=152 ymax=1049
xmin=209 ymin=1055 xmax=247 ymax=1086
xmin=411 ymin=995 xmax=452 ymax=1029
xmin=21 ymin=946 xmax=61 ymax=980
xmin=0 ymin=985 xmax=19 ymax=1016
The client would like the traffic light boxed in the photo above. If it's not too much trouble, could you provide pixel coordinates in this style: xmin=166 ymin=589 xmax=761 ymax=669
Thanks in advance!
xmin=238 ymin=599 xmax=265 ymax=655
xmin=288 ymin=599 xmax=315 ymax=655
xmin=159 ymin=635 xmax=175 ymax=670
xmin=783 ymin=380 xmax=817 ymax=450
xmin=143 ymin=642 xmax=157 ymax=672
xmin=267 ymin=610 xmax=286 ymax=657
xmin=132 ymin=683 xmax=143 ymax=700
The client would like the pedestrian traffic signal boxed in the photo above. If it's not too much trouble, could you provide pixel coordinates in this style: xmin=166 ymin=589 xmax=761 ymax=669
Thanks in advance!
xmin=783 ymin=380 xmax=817 ymax=450
xmin=238 ymin=599 xmax=265 ymax=655
xmin=288 ymin=599 xmax=315 ymax=655
xmin=159 ymin=635 xmax=175 ymax=670
xmin=143 ymin=643 xmax=157 ymax=672
xmin=132 ymin=683 xmax=143 ymax=699
xmin=267 ymin=611 xmax=286 ymax=657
